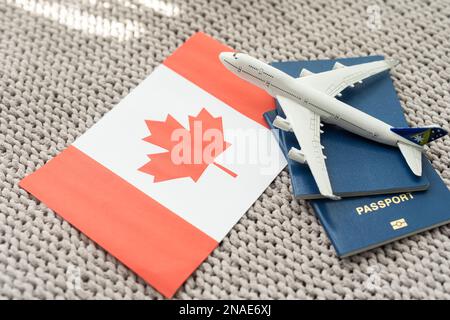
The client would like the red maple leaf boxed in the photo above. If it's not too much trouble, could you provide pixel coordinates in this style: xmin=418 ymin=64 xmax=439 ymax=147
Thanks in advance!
xmin=139 ymin=108 xmax=237 ymax=182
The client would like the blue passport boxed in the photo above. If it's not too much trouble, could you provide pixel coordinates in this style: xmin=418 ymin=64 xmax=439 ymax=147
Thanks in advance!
xmin=269 ymin=56 xmax=429 ymax=199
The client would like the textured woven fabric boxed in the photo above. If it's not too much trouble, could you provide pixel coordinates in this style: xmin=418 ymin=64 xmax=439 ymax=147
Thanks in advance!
xmin=1 ymin=0 xmax=450 ymax=299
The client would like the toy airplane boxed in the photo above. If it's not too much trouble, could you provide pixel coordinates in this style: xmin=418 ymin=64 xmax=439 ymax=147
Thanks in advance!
xmin=219 ymin=52 xmax=448 ymax=200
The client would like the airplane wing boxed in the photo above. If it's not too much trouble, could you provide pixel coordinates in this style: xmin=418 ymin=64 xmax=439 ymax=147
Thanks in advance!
xmin=277 ymin=95 xmax=340 ymax=200
xmin=297 ymin=59 xmax=397 ymax=97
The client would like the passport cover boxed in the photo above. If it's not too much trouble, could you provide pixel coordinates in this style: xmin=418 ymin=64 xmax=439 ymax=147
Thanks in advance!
xmin=269 ymin=56 xmax=429 ymax=199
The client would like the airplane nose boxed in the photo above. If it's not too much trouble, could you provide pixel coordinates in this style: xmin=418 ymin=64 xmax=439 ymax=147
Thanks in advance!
xmin=219 ymin=52 xmax=234 ymax=63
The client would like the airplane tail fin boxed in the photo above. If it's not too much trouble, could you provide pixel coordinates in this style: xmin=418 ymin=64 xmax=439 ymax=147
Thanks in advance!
xmin=391 ymin=126 xmax=447 ymax=146
xmin=392 ymin=126 xmax=447 ymax=176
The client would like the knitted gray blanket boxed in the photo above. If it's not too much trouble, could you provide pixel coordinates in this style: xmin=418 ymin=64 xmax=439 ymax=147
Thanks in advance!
xmin=1 ymin=0 xmax=449 ymax=299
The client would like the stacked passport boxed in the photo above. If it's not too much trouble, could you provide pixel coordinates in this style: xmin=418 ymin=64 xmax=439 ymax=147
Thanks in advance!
xmin=265 ymin=56 xmax=450 ymax=257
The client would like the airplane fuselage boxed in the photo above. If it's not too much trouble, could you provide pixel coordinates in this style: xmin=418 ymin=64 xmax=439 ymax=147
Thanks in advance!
xmin=220 ymin=52 xmax=416 ymax=148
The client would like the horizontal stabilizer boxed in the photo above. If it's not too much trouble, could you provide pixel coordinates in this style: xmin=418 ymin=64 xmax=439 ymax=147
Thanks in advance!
xmin=299 ymin=68 xmax=314 ymax=77
xmin=398 ymin=142 xmax=423 ymax=176
xmin=391 ymin=126 xmax=448 ymax=146
xmin=332 ymin=62 xmax=346 ymax=70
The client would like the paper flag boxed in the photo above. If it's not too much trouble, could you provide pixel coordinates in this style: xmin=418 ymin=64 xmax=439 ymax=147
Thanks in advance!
xmin=20 ymin=32 xmax=286 ymax=297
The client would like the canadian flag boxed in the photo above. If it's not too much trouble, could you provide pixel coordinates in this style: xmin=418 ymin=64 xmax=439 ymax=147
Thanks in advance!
xmin=20 ymin=33 xmax=286 ymax=297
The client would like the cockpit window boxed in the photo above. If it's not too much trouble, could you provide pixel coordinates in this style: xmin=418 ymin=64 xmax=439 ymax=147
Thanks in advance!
xmin=232 ymin=52 xmax=238 ymax=59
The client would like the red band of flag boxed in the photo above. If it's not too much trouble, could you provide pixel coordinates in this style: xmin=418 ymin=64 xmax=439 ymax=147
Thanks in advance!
xmin=20 ymin=146 xmax=218 ymax=298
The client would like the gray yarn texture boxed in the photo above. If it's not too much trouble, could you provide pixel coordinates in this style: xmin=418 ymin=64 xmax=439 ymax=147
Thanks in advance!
xmin=1 ymin=0 xmax=450 ymax=299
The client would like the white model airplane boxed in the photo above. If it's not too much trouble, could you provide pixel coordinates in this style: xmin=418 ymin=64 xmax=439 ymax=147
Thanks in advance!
xmin=219 ymin=52 xmax=447 ymax=200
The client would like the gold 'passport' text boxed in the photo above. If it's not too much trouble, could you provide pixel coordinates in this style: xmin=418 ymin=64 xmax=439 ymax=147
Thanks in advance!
xmin=356 ymin=193 xmax=414 ymax=215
